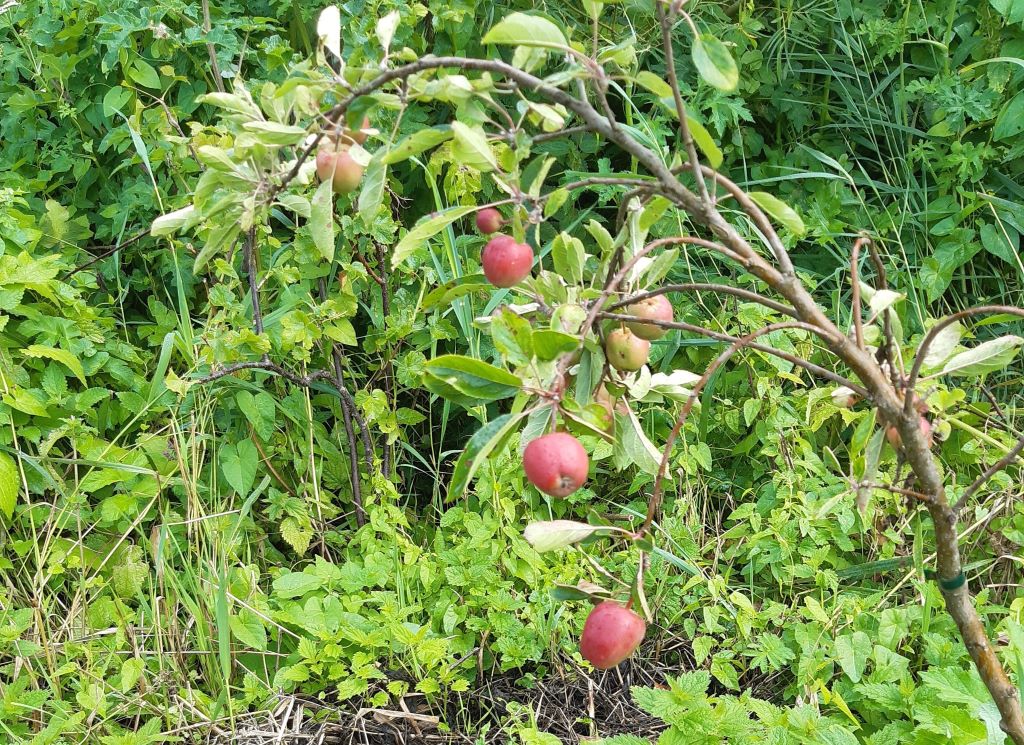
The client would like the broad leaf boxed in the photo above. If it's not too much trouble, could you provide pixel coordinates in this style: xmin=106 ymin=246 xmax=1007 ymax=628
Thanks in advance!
xmin=448 ymin=413 xmax=525 ymax=499
xmin=392 ymin=206 xmax=477 ymax=268
xmin=423 ymin=354 xmax=522 ymax=406
xmin=381 ymin=126 xmax=453 ymax=164
xmin=940 ymin=335 xmax=1024 ymax=377
xmin=482 ymin=12 xmax=568 ymax=49
xmin=150 ymin=205 xmax=197 ymax=236
xmin=358 ymin=156 xmax=387 ymax=226
xmin=422 ymin=274 xmax=490 ymax=309
xmin=0 ymin=452 xmax=18 ymax=519
xmin=532 ymin=330 xmax=579 ymax=361
xmin=24 ymin=345 xmax=87 ymax=384
xmin=523 ymin=520 xmax=604 ymax=552
xmin=749 ymin=192 xmax=805 ymax=236
xmin=919 ymin=321 xmax=962 ymax=371
xmin=241 ymin=121 xmax=309 ymax=146
xmin=450 ymin=122 xmax=498 ymax=172
xmin=221 ymin=439 xmax=258 ymax=495
xmin=310 ymin=178 xmax=335 ymax=262
xmin=692 ymin=34 xmax=738 ymax=92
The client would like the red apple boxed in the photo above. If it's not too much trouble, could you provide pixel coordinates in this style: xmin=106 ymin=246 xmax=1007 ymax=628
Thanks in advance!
xmin=523 ymin=432 xmax=588 ymax=497
xmin=886 ymin=416 xmax=933 ymax=450
xmin=624 ymin=294 xmax=673 ymax=340
xmin=334 ymin=115 xmax=371 ymax=145
xmin=316 ymin=144 xmax=364 ymax=194
xmin=481 ymin=235 xmax=533 ymax=288
xmin=580 ymin=601 xmax=646 ymax=669
xmin=475 ymin=208 xmax=503 ymax=234
xmin=605 ymin=327 xmax=650 ymax=372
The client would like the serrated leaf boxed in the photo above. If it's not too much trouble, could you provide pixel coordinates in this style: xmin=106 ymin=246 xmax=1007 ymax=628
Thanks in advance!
xmin=382 ymin=126 xmax=453 ymax=164
xmin=749 ymin=191 xmax=806 ymax=236
xmin=532 ymin=329 xmax=579 ymax=361
xmin=448 ymin=413 xmax=525 ymax=499
xmin=482 ymin=12 xmax=568 ymax=49
xmin=230 ymin=611 xmax=268 ymax=651
xmin=310 ymin=178 xmax=335 ymax=262
xmin=392 ymin=206 xmax=477 ymax=269
xmin=120 ymin=657 xmax=144 ymax=693
xmin=0 ymin=452 xmax=18 ymax=519
xmin=692 ymin=34 xmax=738 ymax=92
xmin=422 ymin=274 xmax=490 ymax=309
xmin=272 ymin=571 xmax=323 ymax=598
xmin=940 ymin=335 xmax=1024 ymax=377
xmin=450 ymin=122 xmax=498 ymax=172
xmin=23 ymin=345 xmax=86 ymax=384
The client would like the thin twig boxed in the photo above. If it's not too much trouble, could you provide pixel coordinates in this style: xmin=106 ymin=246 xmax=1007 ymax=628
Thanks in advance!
xmin=63 ymin=231 xmax=148 ymax=279
xmin=850 ymin=236 xmax=869 ymax=350
xmin=954 ymin=434 xmax=1024 ymax=513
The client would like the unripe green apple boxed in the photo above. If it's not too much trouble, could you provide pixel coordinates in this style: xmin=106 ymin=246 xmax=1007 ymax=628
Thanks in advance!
xmin=580 ymin=601 xmax=646 ymax=669
xmin=522 ymin=432 xmax=588 ymax=497
xmin=316 ymin=144 xmax=364 ymax=194
xmin=481 ymin=235 xmax=534 ymax=288
xmin=605 ymin=327 xmax=650 ymax=372
xmin=624 ymin=294 xmax=673 ymax=340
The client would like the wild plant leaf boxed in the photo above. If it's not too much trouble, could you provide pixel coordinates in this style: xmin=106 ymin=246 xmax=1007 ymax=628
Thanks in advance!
xmin=0 ymin=452 xmax=18 ymax=519
xmin=423 ymin=355 xmax=521 ymax=406
xmin=381 ymin=126 xmax=453 ymax=164
xmin=358 ymin=155 xmax=387 ymax=226
xmin=450 ymin=122 xmax=498 ymax=172
xmin=23 ymin=344 xmax=86 ymax=384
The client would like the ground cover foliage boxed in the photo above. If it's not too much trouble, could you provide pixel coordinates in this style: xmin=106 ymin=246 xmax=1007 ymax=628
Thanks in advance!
xmin=2 ymin=0 xmax=1024 ymax=742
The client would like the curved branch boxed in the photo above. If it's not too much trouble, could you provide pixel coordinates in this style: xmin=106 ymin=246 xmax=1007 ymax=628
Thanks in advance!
xmin=641 ymin=322 xmax=823 ymax=533
xmin=608 ymin=283 xmax=798 ymax=318
xmin=192 ymin=361 xmax=331 ymax=388
xmin=597 ymin=312 xmax=866 ymax=396
xmin=905 ymin=306 xmax=1024 ymax=416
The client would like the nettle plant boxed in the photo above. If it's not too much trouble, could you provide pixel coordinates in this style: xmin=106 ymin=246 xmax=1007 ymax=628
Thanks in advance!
xmin=153 ymin=3 xmax=1024 ymax=739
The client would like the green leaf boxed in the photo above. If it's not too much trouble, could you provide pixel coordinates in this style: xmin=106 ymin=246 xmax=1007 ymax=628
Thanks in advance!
xmin=692 ymin=34 xmax=738 ymax=92
xmin=989 ymin=0 xmax=1024 ymax=26
xmin=633 ymin=71 xmax=673 ymax=98
xmin=448 ymin=413 xmax=525 ymax=499
xmin=532 ymin=329 xmax=579 ymax=361
xmin=358 ymin=156 xmax=387 ymax=226
xmin=835 ymin=632 xmax=871 ymax=683
xmin=940 ymin=335 xmax=1024 ymax=377
xmin=551 ymin=232 xmax=585 ymax=284
xmin=230 ymin=610 xmax=268 ymax=651
xmin=749 ymin=191 xmax=806 ymax=236
xmin=120 ymin=657 xmax=144 ymax=693
xmin=422 ymin=274 xmax=490 ymax=309
xmin=0 ymin=452 xmax=18 ymax=519
xmin=482 ymin=12 xmax=569 ymax=49
xmin=127 ymin=59 xmax=161 ymax=89
xmin=150 ymin=205 xmax=198 ymax=236
xmin=272 ymin=571 xmax=323 ymax=598
xmin=310 ymin=178 xmax=335 ymax=263
xmin=918 ymin=322 xmax=962 ymax=371
xmin=221 ymin=439 xmax=258 ymax=495
xmin=524 ymin=520 xmax=605 ymax=552
xmin=381 ymin=126 xmax=453 ymax=164
xmin=392 ymin=206 xmax=477 ymax=268
xmin=980 ymin=221 xmax=1021 ymax=266
xmin=450 ymin=122 xmax=498 ymax=172
xmin=684 ymin=116 xmax=723 ymax=170
xmin=3 ymin=388 xmax=49 ymax=417
xmin=994 ymin=91 xmax=1024 ymax=140
xmin=241 ymin=121 xmax=309 ymax=146
xmin=423 ymin=355 xmax=521 ymax=406
xmin=23 ymin=345 xmax=87 ymax=384
xmin=236 ymin=390 xmax=276 ymax=441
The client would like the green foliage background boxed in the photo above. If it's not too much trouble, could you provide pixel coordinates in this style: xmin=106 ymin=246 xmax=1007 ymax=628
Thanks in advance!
xmin=1 ymin=0 xmax=1023 ymax=742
